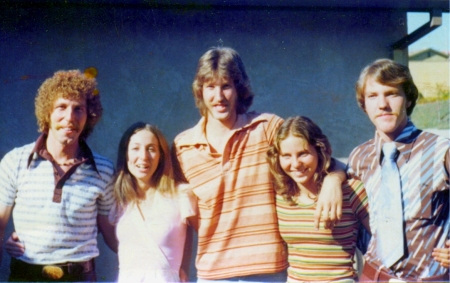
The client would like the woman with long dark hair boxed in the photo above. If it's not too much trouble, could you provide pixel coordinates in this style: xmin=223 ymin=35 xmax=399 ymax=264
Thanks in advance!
xmin=109 ymin=122 xmax=196 ymax=282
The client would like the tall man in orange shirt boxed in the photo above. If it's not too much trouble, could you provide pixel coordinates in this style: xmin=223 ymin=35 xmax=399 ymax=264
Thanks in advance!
xmin=174 ymin=47 xmax=346 ymax=282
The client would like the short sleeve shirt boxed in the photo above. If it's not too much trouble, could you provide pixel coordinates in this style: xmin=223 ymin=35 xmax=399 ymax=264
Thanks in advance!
xmin=0 ymin=136 xmax=115 ymax=264
xmin=174 ymin=112 xmax=288 ymax=280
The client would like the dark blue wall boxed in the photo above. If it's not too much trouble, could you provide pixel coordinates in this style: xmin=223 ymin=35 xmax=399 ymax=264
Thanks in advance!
xmin=0 ymin=3 xmax=406 ymax=281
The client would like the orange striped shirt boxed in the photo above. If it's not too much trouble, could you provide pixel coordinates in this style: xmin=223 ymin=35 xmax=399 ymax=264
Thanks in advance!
xmin=174 ymin=112 xmax=288 ymax=279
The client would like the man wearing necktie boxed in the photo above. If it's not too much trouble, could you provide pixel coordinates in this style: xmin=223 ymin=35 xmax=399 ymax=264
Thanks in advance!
xmin=347 ymin=59 xmax=449 ymax=282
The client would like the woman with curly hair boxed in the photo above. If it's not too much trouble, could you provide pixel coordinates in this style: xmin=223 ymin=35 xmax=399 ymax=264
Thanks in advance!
xmin=267 ymin=116 xmax=370 ymax=283
xmin=109 ymin=122 xmax=196 ymax=283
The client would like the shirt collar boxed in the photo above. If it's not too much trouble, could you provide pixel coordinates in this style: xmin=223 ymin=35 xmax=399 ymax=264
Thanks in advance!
xmin=27 ymin=133 xmax=99 ymax=174
xmin=375 ymin=119 xmax=421 ymax=165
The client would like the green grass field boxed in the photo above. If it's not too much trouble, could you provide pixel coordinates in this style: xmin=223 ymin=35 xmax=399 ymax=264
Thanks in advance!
xmin=411 ymin=100 xmax=449 ymax=129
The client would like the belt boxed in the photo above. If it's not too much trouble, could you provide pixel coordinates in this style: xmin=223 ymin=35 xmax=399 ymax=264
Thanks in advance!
xmin=362 ymin=261 xmax=449 ymax=282
xmin=10 ymin=257 xmax=95 ymax=281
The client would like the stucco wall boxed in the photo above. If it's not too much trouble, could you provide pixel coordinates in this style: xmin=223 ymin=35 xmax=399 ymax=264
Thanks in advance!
xmin=0 ymin=4 xmax=406 ymax=281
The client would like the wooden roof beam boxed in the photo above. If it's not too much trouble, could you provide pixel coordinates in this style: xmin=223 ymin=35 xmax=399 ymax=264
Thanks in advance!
xmin=392 ymin=9 xmax=442 ymax=64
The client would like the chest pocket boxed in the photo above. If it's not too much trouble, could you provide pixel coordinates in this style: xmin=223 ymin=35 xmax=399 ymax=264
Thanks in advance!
xmin=413 ymin=181 xmax=448 ymax=221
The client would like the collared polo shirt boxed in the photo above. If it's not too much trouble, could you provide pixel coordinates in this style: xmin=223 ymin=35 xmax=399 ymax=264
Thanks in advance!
xmin=347 ymin=121 xmax=449 ymax=278
xmin=174 ymin=111 xmax=288 ymax=280
xmin=0 ymin=135 xmax=115 ymax=264
xmin=26 ymin=134 xmax=100 ymax=203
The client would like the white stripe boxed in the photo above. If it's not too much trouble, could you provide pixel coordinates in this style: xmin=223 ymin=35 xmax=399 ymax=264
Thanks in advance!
xmin=413 ymin=238 xmax=424 ymax=259
xmin=415 ymin=253 xmax=426 ymax=272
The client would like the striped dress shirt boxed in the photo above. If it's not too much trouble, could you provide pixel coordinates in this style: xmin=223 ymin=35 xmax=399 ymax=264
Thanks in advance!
xmin=347 ymin=120 xmax=449 ymax=279
xmin=174 ymin=112 xmax=288 ymax=280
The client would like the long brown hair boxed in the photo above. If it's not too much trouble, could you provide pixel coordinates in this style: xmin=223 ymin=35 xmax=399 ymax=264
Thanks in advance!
xmin=114 ymin=122 xmax=178 ymax=207
xmin=192 ymin=47 xmax=254 ymax=116
xmin=267 ymin=116 xmax=333 ymax=205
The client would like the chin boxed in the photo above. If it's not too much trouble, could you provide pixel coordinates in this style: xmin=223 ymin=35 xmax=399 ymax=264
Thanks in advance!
xmin=59 ymin=139 xmax=73 ymax=146
xmin=375 ymin=121 xmax=395 ymax=131
xmin=377 ymin=126 xmax=398 ymax=135
xmin=293 ymin=178 xmax=307 ymax=184
xmin=215 ymin=113 xmax=231 ymax=120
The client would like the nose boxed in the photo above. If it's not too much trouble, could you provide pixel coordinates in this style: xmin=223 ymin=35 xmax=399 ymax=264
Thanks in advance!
xmin=214 ymin=86 xmax=225 ymax=100
xmin=377 ymin=95 xmax=388 ymax=109
xmin=291 ymin=157 xmax=302 ymax=169
xmin=64 ymin=107 xmax=76 ymax=121
xmin=138 ymin=148 xmax=150 ymax=160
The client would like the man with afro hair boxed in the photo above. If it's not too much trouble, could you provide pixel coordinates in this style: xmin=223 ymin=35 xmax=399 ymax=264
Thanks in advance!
xmin=0 ymin=70 xmax=117 ymax=281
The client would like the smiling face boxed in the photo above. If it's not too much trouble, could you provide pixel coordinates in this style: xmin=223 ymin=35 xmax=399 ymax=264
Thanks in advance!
xmin=202 ymin=78 xmax=238 ymax=128
xmin=364 ymin=77 xmax=411 ymax=142
xmin=126 ymin=129 xmax=161 ymax=189
xmin=278 ymin=135 xmax=319 ymax=190
xmin=47 ymin=97 xmax=87 ymax=147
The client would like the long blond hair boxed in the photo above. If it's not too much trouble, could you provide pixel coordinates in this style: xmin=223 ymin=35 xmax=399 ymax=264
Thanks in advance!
xmin=267 ymin=116 xmax=333 ymax=205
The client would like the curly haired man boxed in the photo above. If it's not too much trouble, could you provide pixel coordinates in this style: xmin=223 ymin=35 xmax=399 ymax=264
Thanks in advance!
xmin=0 ymin=70 xmax=117 ymax=282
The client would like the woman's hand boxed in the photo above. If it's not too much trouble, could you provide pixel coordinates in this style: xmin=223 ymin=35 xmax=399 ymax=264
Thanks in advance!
xmin=5 ymin=232 xmax=25 ymax=258
xmin=432 ymin=240 xmax=450 ymax=268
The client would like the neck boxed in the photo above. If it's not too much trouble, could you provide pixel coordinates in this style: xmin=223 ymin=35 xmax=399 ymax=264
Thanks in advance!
xmin=46 ymin=136 xmax=80 ymax=163
xmin=378 ymin=118 xmax=408 ymax=143
xmin=296 ymin=181 xmax=318 ymax=202
xmin=205 ymin=113 xmax=239 ymax=136
xmin=136 ymin=181 xmax=155 ymax=198
xmin=378 ymin=128 xmax=405 ymax=143
xmin=204 ymin=114 xmax=240 ymax=154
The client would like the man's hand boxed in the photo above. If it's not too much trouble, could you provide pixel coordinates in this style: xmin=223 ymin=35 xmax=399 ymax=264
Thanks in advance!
xmin=432 ymin=240 xmax=450 ymax=268
xmin=5 ymin=232 xmax=25 ymax=258
xmin=314 ymin=174 xmax=343 ymax=230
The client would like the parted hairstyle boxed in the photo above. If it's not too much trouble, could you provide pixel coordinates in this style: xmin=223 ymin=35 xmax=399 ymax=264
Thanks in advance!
xmin=267 ymin=116 xmax=333 ymax=206
xmin=192 ymin=47 xmax=254 ymax=116
xmin=355 ymin=58 xmax=419 ymax=116
xmin=114 ymin=122 xmax=180 ymax=207
xmin=35 ymin=70 xmax=102 ymax=140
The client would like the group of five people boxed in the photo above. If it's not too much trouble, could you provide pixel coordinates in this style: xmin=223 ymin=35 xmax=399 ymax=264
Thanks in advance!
xmin=0 ymin=47 xmax=448 ymax=282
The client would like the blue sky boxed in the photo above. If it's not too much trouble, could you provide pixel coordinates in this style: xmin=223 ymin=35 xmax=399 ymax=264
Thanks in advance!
xmin=407 ymin=12 xmax=449 ymax=54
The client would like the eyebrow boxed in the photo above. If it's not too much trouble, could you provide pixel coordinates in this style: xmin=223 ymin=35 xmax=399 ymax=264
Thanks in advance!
xmin=129 ymin=142 xmax=158 ymax=146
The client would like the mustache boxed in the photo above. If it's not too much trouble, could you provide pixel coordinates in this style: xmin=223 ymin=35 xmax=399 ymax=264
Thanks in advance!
xmin=376 ymin=112 xmax=397 ymax=117
xmin=55 ymin=123 xmax=80 ymax=131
